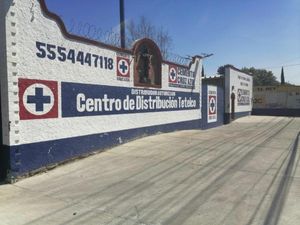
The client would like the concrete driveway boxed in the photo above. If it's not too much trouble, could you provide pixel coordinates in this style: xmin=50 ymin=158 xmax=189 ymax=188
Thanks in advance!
xmin=0 ymin=116 xmax=299 ymax=225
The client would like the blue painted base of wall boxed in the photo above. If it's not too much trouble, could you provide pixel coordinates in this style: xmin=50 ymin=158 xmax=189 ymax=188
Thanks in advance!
xmin=234 ymin=111 xmax=251 ymax=119
xmin=201 ymin=121 xmax=223 ymax=130
xmin=224 ymin=111 xmax=251 ymax=124
xmin=4 ymin=119 xmax=201 ymax=180
xmin=252 ymin=108 xmax=300 ymax=117
xmin=0 ymin=146 xmax=9 ymax=181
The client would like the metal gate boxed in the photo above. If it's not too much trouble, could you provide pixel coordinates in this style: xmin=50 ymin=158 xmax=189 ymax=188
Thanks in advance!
xmin=201 ymin=76 xmax=225 ymax=129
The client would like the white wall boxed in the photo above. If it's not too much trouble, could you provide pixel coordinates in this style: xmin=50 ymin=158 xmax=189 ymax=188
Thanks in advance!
xmin=3 ymin=0 xmax=202 ymax=146
xmin=253 ymin=86 xmax=300 ymax=109
xmin=225 ymin=67 xmax=253 ymax=113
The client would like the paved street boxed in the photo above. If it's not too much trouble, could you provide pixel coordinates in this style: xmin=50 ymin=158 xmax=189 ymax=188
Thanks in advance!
xmin=0 ymin=116 xmax=299 ymax=225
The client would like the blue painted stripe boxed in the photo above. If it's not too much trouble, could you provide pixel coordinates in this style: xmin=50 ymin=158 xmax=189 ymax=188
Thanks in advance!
xmin=224 ymin=111 xmax=251 ymax=124
xmin=62 ymin=82 xmax=200 ymax=118
xmin=0 ymin=146 xmax=9 ymax=181
xmin=7 ymin=119 xmax=201 ymax=178
xmin=252 ymin=108 xmax=300 ymax=117
xmin=234 ymin=111 xmax=251 ymax=118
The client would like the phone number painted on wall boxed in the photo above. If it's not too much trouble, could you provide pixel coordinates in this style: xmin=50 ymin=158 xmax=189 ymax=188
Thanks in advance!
xmin=36 ymin=41 xmax=114 ymax=70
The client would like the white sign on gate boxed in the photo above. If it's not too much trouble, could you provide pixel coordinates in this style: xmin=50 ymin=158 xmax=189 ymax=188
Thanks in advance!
xmin=207 ymin=85 xmax=217 ymax=123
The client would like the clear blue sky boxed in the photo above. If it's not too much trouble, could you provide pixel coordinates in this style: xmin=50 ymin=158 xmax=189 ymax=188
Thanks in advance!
xmin=45 ymin=0 xmax=300 ymax=84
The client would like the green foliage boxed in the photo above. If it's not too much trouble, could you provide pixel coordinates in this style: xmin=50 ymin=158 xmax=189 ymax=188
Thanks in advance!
xmin=241 ymin=67 xmax=279 ymax=86
xmin=201 ymin=66 xmax=205 ymax=77
xmin=217 ymin=65 xmax=280 ymax=86
xmin=217 ymin=64 xmax=234 ymax=75
xmin=281 ymin=67 xmax=285 ymax=85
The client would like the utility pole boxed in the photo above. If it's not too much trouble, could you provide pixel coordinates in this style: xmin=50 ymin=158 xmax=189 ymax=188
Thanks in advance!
xmin=119 ymin=0 xmax=125 ymax=48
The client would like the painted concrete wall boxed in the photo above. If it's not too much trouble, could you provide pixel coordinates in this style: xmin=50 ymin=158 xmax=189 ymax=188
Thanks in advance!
xmin=224 ymin=66 xmax=253 ymax=119
xmin=253 ymin=85 xmax=300 ymax=109
xmin=252 ymin=85 xmax=300 ymax=117
xmin=1 ymin=0 xmax=203 ymax=179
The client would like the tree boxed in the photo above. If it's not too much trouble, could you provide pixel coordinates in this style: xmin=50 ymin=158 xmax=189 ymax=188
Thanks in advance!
xmin=217 ymin=64 xmax=234 ymax=75
xmin=281 ymin=67 xmax=285 ymax=85
xmin=126 ymin=16 xmax=173 ymax=59
xmin=217 ymin=65 xmax=279 ymax=86
xmin=241 ymin=67 xmax=279 ymax=86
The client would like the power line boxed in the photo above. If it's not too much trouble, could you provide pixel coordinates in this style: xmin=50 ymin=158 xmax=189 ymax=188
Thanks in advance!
xmin=281 ymin=56 xmax=300 ymax=64
xmin=262 ymin=63 xmax=300 ymax=69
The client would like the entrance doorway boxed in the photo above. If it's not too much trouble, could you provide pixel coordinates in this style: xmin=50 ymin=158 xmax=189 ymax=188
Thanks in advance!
xmin=231 ymin=92 xmax=235 ymax=120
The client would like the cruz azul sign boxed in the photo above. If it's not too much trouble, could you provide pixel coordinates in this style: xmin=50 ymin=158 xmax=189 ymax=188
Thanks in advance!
xmin=19 ymin=78 xmax=59 ymax=120
xmin=207 ymin=85 xmax=217 ymax=123
xmin=62 ymin=82 xmax=199 ymax=117
xmin=18 ymin=79 xmax=200 ymax=120
xmin=168 ymin=64 xmax=196 ymax=89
